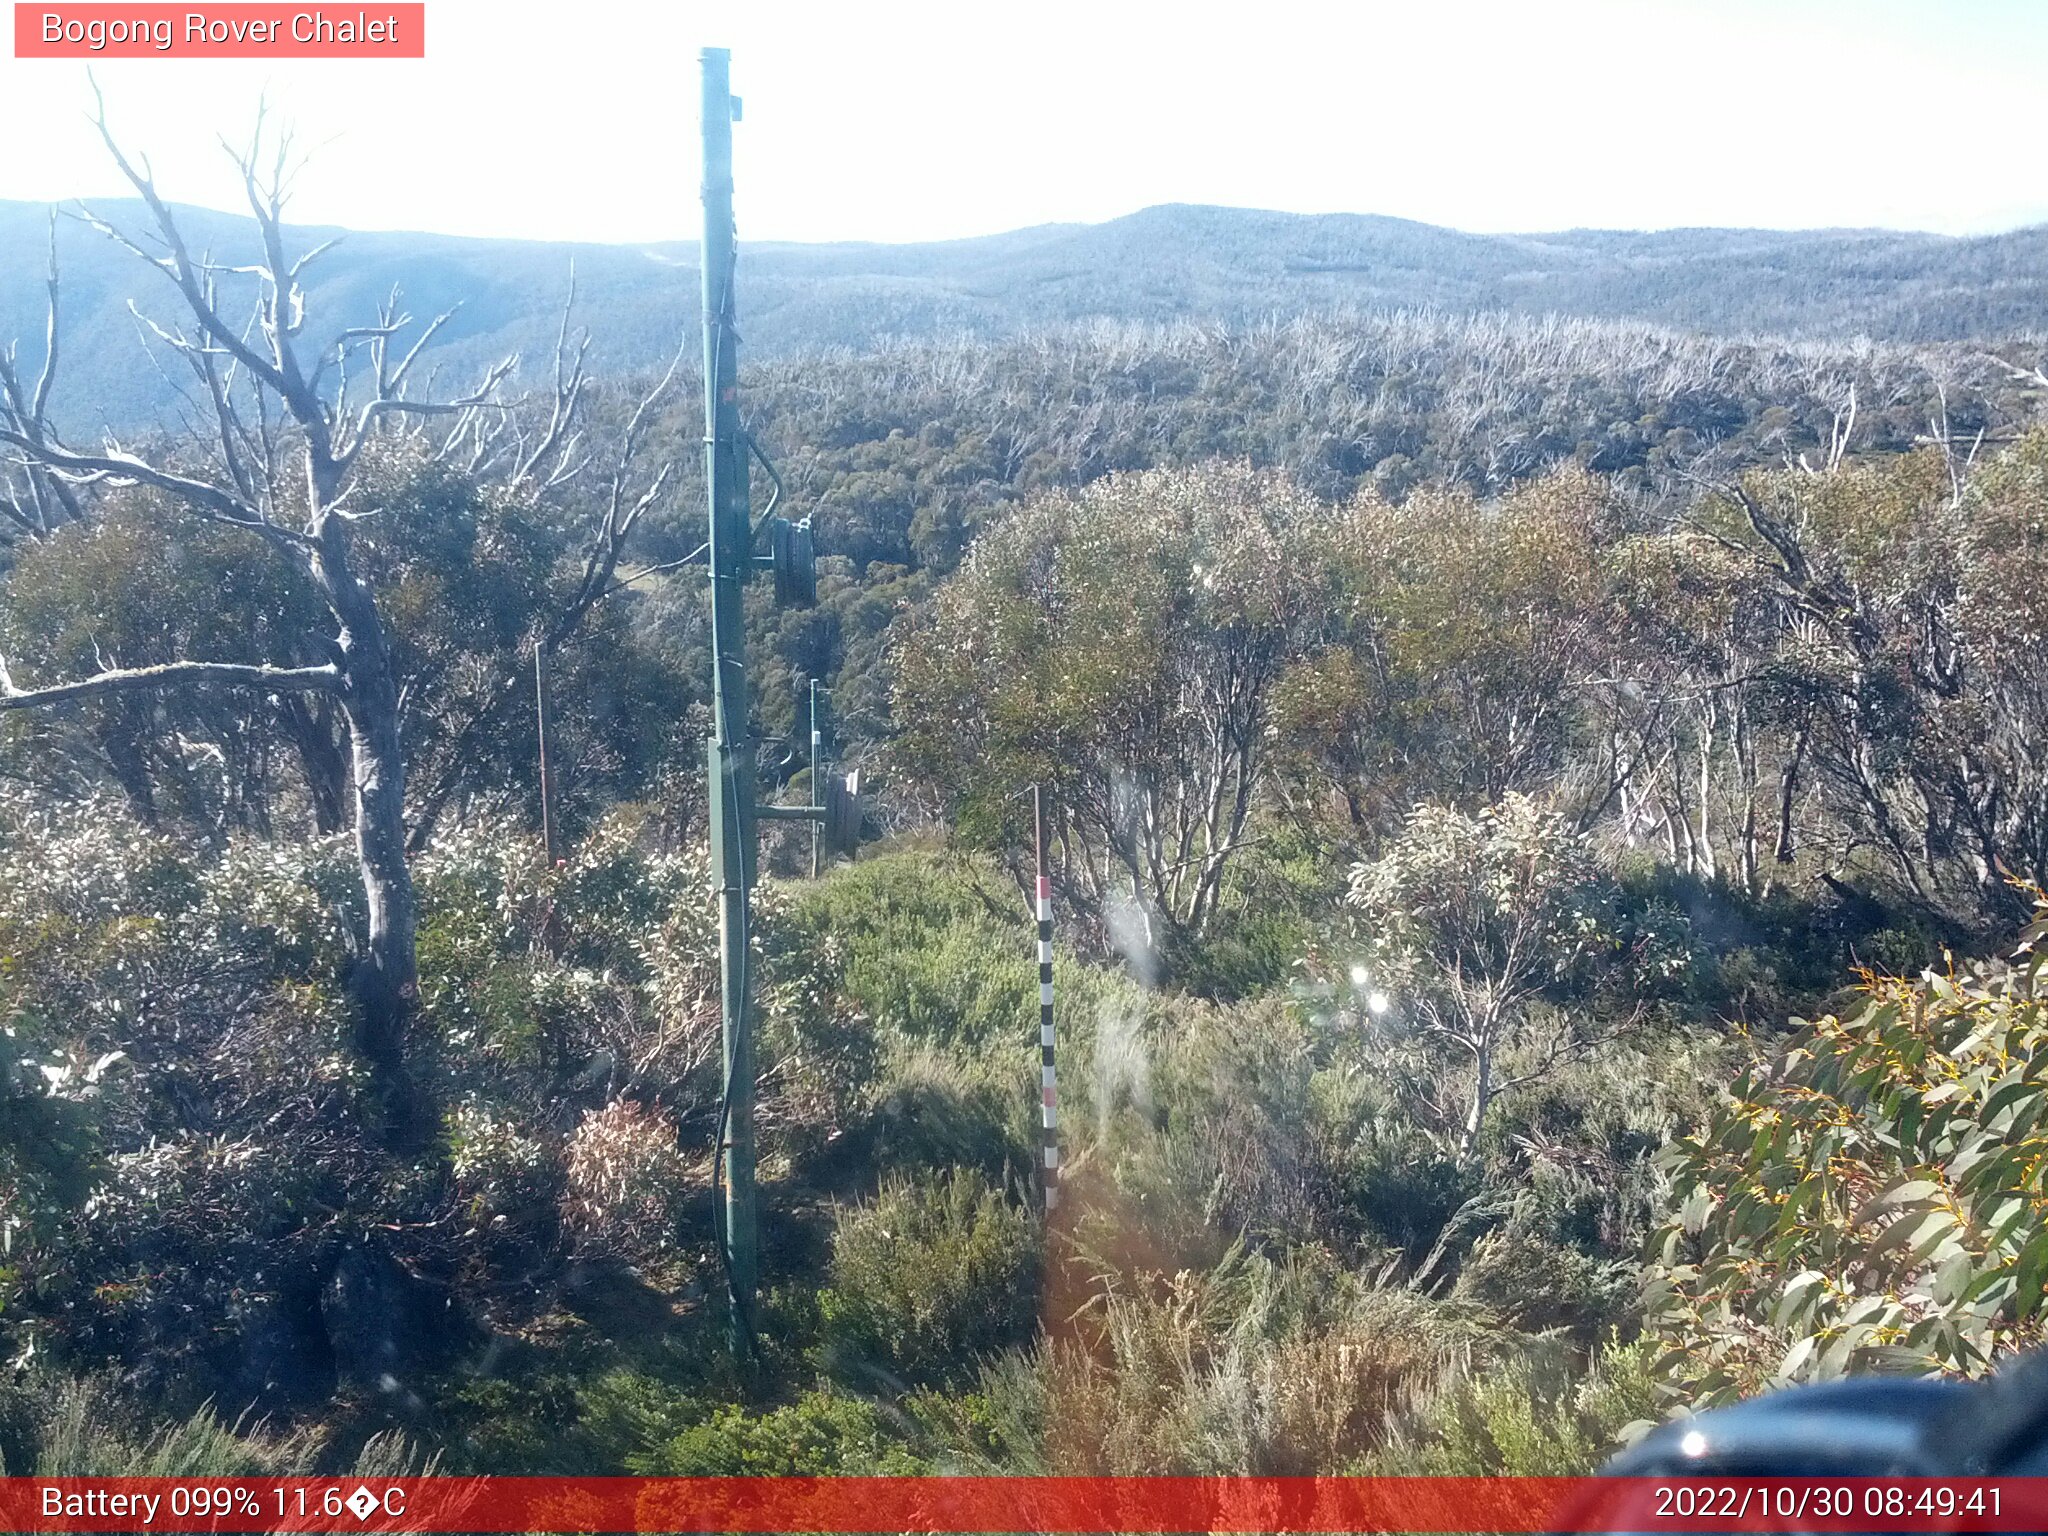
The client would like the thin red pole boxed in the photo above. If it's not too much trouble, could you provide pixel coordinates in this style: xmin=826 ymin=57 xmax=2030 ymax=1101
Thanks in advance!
xmin=1034 ymin=786 xmax=1058 ymax=1214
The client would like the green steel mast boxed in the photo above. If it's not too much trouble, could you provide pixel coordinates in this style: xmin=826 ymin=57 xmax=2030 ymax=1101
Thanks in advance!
xmin=698 ymin=44 xmax=857 ymax=1358
xmin=700 ymin=44 xmax=758 ymax=1353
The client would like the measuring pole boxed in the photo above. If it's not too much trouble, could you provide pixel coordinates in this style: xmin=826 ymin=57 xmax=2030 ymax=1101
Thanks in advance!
xmin=1033 ymin=787 xmax=1059 ymax=1213
xmin=809 ymin=679 xmax=824 ymax=880
xmin=701 ymin=44 xmax=757 ymax=1351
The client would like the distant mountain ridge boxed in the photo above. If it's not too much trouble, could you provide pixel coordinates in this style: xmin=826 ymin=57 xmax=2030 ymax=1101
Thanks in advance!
xmin=2 ymin=198 xmax=2043 ymax=432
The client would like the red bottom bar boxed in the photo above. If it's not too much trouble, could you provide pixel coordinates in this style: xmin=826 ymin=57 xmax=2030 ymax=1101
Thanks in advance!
xmin=4 ymin=1476 xmax=2045 ymax=1533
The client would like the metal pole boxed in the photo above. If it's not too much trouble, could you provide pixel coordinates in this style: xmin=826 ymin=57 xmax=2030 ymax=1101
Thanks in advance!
xmin=1034 ymin=787 xmax=1059 ymax=1214
xmin=535 ymin=645 xmax=556 ymax=865
xmin=701 ymin=44 xmax=757 ymax=1353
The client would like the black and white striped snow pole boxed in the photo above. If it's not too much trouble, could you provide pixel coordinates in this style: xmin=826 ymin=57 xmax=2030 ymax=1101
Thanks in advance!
xmin=1033 ymin=786 xmax=1059 ymax=1214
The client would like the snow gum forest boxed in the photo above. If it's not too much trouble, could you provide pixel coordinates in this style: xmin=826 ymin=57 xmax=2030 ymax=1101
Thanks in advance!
xmin=4 ymin=125 xmax=2048 ymax=1477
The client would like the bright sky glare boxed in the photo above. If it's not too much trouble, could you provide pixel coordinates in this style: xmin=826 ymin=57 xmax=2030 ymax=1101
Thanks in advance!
xmin=1 ymin=0 xmax=2044 ymax=245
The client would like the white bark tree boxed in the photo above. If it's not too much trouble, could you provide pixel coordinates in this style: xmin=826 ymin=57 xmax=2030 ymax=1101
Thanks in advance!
xmin=1346 ymin=794 xmax=1683 ymax=1155
xmin=0 ymin=103 xmax=677 ymax=1143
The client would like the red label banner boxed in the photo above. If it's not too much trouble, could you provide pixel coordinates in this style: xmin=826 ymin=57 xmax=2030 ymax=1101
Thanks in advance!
xmin=1 ymin=1476 xmax=2046 ymax=1533
xmin=13 ymin=4 xmax=424 ymax=57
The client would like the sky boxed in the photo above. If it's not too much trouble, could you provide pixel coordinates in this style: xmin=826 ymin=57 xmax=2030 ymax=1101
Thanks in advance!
xmin=1 ymin=0 xmax=2045 ymax=246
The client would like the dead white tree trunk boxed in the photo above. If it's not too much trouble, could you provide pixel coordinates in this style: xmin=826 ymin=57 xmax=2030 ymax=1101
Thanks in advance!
xmin=0 ymin=100 xmax=520 ymax=1145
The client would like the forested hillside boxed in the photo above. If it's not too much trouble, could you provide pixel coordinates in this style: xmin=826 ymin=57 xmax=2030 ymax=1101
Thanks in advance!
xmin=9 ymin=195 xmax=2048 ymax=432
xmin=7 ymin=154 xmax=2048 ymax=1481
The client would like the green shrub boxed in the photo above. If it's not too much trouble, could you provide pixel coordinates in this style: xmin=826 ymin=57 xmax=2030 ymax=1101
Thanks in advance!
xmin=1093 ymin=994 xmax=1340 ymax=1257
xmin=790 ymin=850 xmax=1035 ymax=1048
xmin=432 ymin=1366 xmax=589 ymax=1473
xmin=567 ymin=1368 xmax=712 ymax=1472
xmin=562 ymin=1100 xmax=698 ymax=1269
xmin=28 ymin=1377 xmax=320 ymax=1475
xmin=820 ymin=1169 xmax=1039 ymax=1388
xmin=1162 ymin=826 xmax=1341 ymax=1001
xmin=632 ymin=1390 xmax=928 ymax=1475
xmin=1646 ymin=903 xmax=2048 ymax=1408
xmin=1451 ymin=1231 xmax=1635 ymax=1338
xmin=849 ymin=1043 xmax=1031 ymax=1185
xmin=1342 ymin=1134 xmax=1481 ymax=1263
xmin=448 ymin=1102 xmax=564 ymax=1254
xmin=1365 ymin=1338 xmax=1658 ymax=1474
xmin=952 ymin=1247 xmax=1503 ymax=1475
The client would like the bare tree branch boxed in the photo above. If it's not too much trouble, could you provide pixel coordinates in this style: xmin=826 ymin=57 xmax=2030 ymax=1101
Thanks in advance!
xmin=0 ymin=654 xmax=341 ymax=711
xmin=0 ymin=426 xmax=309 ymax=550
xmin=0 ymin=213 xmax=85 ymax=533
